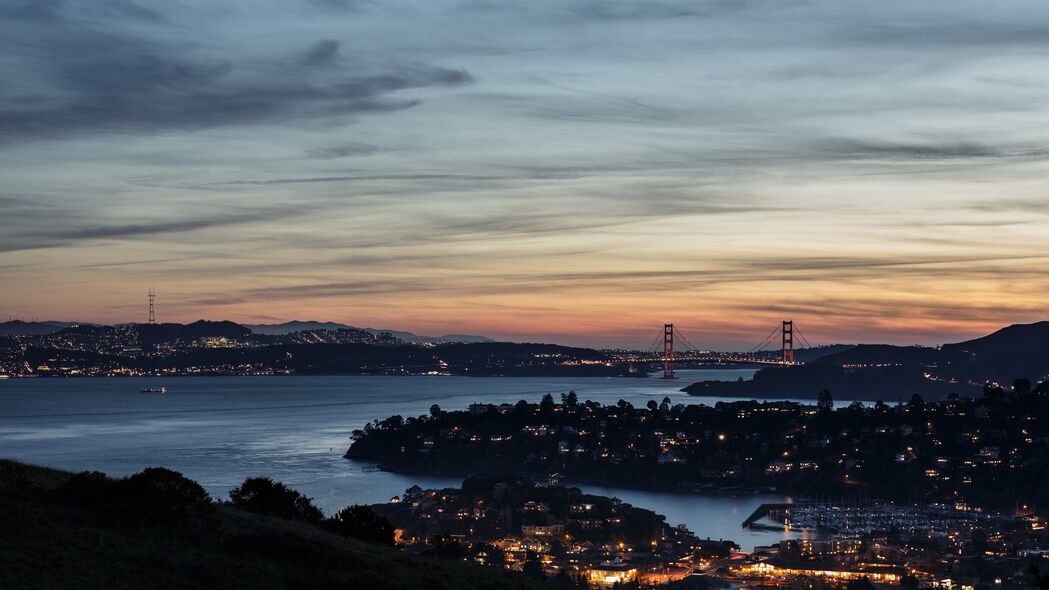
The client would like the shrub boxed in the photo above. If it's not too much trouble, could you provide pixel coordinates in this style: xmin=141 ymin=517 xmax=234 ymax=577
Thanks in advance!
xmin=59 ymin=470 xmax=115 ymax=503
xmin=60 ymin=467 xmax=212 ymax=523
xmin=117 ymin=467 xmax=213 ymax=520
xmin=120 ymin=467 xmax=211 ymax=504
xmin=324 ymin=505 xmax=395 ymax=545
xmin=229 ymin=477 xmax=323 ymax=522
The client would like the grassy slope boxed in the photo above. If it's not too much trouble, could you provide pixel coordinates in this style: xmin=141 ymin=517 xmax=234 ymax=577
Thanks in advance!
xmin=0 ymin=459 xmax=540 ymax=590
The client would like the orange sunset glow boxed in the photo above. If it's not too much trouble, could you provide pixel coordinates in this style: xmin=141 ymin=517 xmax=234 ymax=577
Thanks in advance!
xmin=4 ymin=0 xmax=1049 ymax=348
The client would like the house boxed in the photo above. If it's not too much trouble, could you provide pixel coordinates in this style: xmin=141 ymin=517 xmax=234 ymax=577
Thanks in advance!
xmin=521 ymin=523 xmax=564 ymax=538
xmin=586 ymin=562 xmax=638 ymax=588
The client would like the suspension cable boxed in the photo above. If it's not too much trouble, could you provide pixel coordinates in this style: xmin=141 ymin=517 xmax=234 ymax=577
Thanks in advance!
xmin=747 ymin=324 xmax=782 ymax=354
xmin=794 ymin=324 xmax=814 ymax=349
xmin=674 ymin=327 xmax=702 ymax=352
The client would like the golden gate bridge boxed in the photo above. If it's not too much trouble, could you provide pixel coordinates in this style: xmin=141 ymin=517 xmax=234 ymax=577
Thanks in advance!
xmin=644 ymin=321 xmax=815 ymax=379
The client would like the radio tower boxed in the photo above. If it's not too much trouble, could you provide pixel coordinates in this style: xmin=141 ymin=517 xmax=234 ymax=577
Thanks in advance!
xmin=148 ymin=288 xmax=156 ymax=324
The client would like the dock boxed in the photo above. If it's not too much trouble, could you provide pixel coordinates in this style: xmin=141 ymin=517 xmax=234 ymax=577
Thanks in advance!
xmin=741 ymin=502 xmax=795 ymax=528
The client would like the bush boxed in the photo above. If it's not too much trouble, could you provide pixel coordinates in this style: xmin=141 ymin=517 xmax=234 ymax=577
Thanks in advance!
xmin=229 ymin=477 xmax=323 ymax=522
xmin=120 ymin=467 xmax=211 ymax=504
xmin=324 ymin=505 xmax=395 ymax=546
xmin=59 ymin=467 xmax=212 ymax=523
xmin=60 ymin=470 xmax=115 ymax=503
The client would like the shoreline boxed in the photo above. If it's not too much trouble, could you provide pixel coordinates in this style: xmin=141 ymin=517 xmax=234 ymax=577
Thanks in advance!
xmin=346 ymin=458 xmax=793 ymax=502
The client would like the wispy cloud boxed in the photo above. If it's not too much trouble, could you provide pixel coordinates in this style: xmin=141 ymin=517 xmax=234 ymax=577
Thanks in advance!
xmin=0 ymin=3 xmax=472 ymax=143
xmin=3 ymin=0 xmax=1049 ymax=346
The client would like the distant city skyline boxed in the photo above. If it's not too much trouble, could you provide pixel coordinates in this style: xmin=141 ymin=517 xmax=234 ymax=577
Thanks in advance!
xmin=4 ymin=0 xmax=1049 ymax=349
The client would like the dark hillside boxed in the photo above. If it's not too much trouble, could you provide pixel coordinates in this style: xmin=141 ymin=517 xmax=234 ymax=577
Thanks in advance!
xmin=943 ymin=321 xmax=1049 ymax=358
xmin=812 ymin=344 xmax=966 ymax=367
xmin=0 ymin=459 xmax=543 ymax=590
xmin=134 ymin=320 xmax=252 ymax=346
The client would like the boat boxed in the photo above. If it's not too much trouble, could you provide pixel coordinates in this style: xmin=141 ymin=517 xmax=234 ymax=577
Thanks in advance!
xmin=140 ymin=386 xmax=167 ymax=394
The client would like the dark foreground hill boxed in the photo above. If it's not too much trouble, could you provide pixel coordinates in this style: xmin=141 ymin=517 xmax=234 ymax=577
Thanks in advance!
xmin=0 ymin=459 xmax=542 ymax=590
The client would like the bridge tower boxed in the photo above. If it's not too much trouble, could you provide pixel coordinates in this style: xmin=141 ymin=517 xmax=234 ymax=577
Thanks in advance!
xmin=781 ymin=320 xmax=794 ymax=365
xmin=662 ymin=323 xmax=676 ymax=379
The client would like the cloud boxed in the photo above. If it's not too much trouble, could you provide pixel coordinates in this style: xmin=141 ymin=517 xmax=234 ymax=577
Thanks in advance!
xmin=306 ymin=0 xmax=367 ymax=10
xmin=967 ymin=198 xmax=1049 ymax=215
xmin=817 ymin=139 xmax=1004 ymax=160
xmin=207 ymin=173 xmax=511 ymax=186
xmin=5 ymin=0 xmax=1049 ymax=344
xmin=300 ymin=40 xmax=342 ymax=66
xmin=0 ymin=7 xmax=472 ymax=144
xmin=305 ymin=143 xmax=379 ymax=159
xmin=0 ymin=206 xmax=305 ymax=253
xmin=0 ymin=0 xmax=62 ymax=21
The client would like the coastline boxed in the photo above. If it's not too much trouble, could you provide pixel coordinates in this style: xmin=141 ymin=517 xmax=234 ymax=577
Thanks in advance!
xmin=346 ymin=458 xmax=788 ymax=500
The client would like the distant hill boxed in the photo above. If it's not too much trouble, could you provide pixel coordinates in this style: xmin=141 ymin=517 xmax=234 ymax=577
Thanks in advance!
xmin=244 ymin=320 xmax=494 ymax=344
xmin=944 ymin=321 xmax=1049 ymax=357
xmin=0 ymin=320 xmax=80 ymax=336
xmin=12 ymin=340 xmax=633 ymax=378
xmin=0 ymin=459 xmax=543 ymax=590
xmin=244 ymin=321 xmax=355 ymax=335
xmin=134 ymin=320 xmax=252 ymax=346
xmin=363 ymin=328 xmax=493 ymax=344
xmin=939 ymin=321 xmax=1049 ymax=383
xmin=686 ymin=321 xmax=1049 ymax=401
xmin=684 ymin=362 xmax=975 ymax=400
xmin=793 ymin=344 xmax=855 ymax=363
xmin=811 ymin=344 xmax=967 ymax=367
xmin=149 ymin=341 xmax=626 ymax=377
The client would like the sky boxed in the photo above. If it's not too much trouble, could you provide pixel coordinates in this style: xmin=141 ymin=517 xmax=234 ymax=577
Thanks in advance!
xmin=2 ymin=0 xmax=1049 ymax=349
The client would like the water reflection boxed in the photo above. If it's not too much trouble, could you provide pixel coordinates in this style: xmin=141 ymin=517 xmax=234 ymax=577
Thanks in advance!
xmin=1 ymin=372 xmax=850 ymax=549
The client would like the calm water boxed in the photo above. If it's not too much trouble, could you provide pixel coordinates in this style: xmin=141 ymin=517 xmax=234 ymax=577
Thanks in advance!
xmin=0 ymin=370 xmax=812 ymax=549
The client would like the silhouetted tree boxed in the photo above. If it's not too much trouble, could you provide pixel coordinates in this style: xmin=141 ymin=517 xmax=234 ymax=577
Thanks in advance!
xmin=540 ymin=394 xmax=555 ymax=415
xmin=119 ymin=467 xmax=212 ymax=518
xmin=123 ymin=467 xmax=210 ymax=502
xmin=325 ymin=505 xmax=395 ymax=545
xmin=469 ymin=542 xmax=506 ymax=568
xmin=1030 ymin=564 xmax=1049 ymax=590
xmin=429 ymin=404 xmax=442 ymax=418
xmin=1014 ymin=378 xmax=1032 ymax=396
xmin=817 ymin=389 xmax=833 ymax=412
xmin=522 ymin=550 xmax=544 ymax=580
xmin=429 ymin=533 xmax=469 ymax=560
xmin=647 ymin=400 xmax=659 ymax=412
xmin=845 ymin=577 xmax=876 ymax=590
xmin=60 ymin=471 xmax=114 ymax=504
xmin=984 ymin=382 xmax=1005 ymax=398
xmin=228 ymin=477 xmax=323 ymax=522
xmin=907 ymin=394 xmax=925 ymax=412
xmin=551 ymin=570 xmax=576 ymax=588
